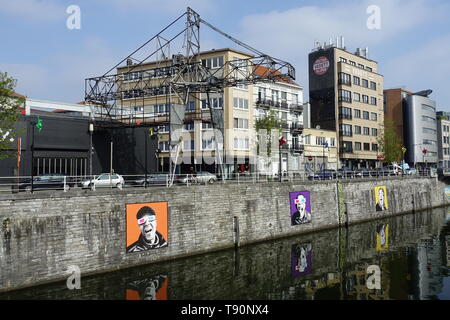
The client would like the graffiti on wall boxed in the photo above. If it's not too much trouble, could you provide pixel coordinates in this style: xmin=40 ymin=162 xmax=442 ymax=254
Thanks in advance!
xmin=374 ymin=186 xmax=388 ymax=212
xmin=126 ymin=202 xmax=168 ymax=253
xmin=291 ymin=243 xmax=313 ymax=276
xmin=290 ymin=191 xmax=312 ymax=225
xmin=376 ymin=224 xmax=389 ymax=251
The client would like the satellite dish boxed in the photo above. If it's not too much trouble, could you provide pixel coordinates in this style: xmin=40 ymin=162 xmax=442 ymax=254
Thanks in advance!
xmin=316 ymin=125 xmax=321 ymax=129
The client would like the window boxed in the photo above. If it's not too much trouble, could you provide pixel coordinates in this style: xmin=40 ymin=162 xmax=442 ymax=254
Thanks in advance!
xmin=370 ymin=81 xmax=377 ymax=90
xmin=363 ymin=127 xmax=370 ymax=135
xmin=183 ymin=123 xmax=194 ymax=131
xmin=353 ymin=93 xmax=360 ymax=102
xmin=423 ymin=127 xmax=437 ymax=134
xmin=372 ymin=144 xmax=378 ymax=151
xmin=339 ymin=72 xmax=351 ymax=85
xmin=202 ymin=122 xmax=213 ymax=130
xmin=371 ymin=112 xmax=378 ymax=121
xmin=234 ymin=118 xmax=249 ymax=129
xmin=363 ymin=95 xmax=369 ymax=104
xmin=158 ymin=141 xmax=170 ymax=151
xmin=133 ymin=106 xmax=143 ymax=112
xmin=340 ymin=57 xmax=347 ymax=63
xmin=330 ymin=138 xmax=336 ymax=147
xmin=341 ymin=141 xmax=353 ymax=153
xmin=349 ymin=61 xmax=356 ymax=66
xmin=258 ymin=87 xmax=266 ymax=101
xmin=366 ymin=67 xmax=373 ymax=72
xmin=202 ymin=97 xmax=223 ymax=109
xmin=339 ymin=107 xmax=352 ymax=119
xmin=354 ymin=109 xmax=361 ymax=118
xmin=362 ymin=79 xmax=369 ymax=88
xmin=234 ymin=138 xmax=249 ymax=150
xmin=363 ymin=111 xmax=369 ymax=120
xmin=281 ymin=91 xmax=287 ymax=101
xmin=154 ymin=103 xmax=170 ymax=114
xmin=422 ymin=104 xmax=435 ymax=112
xmin=355 ymin=126 xmax=362 ymax=135
xmin=338 ymin=89 xmax=352 ymax=103
xmin=186 ymin=101 xmax=196 ymax=112
xmin=370 ymin=97 xmax=377 ymax=106
xmin=364 ymin=143 xmax=370 ymax=151
xmin=272 ymin=90 xmax=279 ymax=102
xmin=358 ymin=64 xmax=365 ymax=69
xmin=202 ymin=139 xmax=215 ymax=150
xmin=353 ymin=76 xmax=360 ymax=86
xmin=355 ymin=142 xmax=362 ymax=151
xmin=158 ymin=125 xmax=170 ymax=133
xmin=340 ymin=124 xmax=352 ymax=137
xmin=422 ymin=116 xmax=436 ymax=123
xmin=423 ymin=139 xmax=437 ymax=145
xmin=292 ymin=94 xmax=298 ymax=105
xmin=183 ymin=140 xmax=195 ymax=150
xmin=201 ymin=56 xmax=224 ymax=69
xmin=304 ymin=135 xmax=311 ymax=145
xmin=233 ymin=98 xmax=249 ymax=110
xmin=372 ymin=128 xmax=378 ymax=136
xmin=316 ymin=137 xmax=326 ymax=145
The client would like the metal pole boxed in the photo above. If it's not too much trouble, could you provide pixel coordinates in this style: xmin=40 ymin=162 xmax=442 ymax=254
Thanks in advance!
xmin=31 ymin=121 xmax=35 ymax=193
xmin=89 ymin=123 xmax=93 ymax=177
xmin=145 ymin=130 xmax=148 ymax=188
xmin=279 ymin=144 xmax=282 ymax=182
xmin=110 ymin=139 xmax=113 ymax=188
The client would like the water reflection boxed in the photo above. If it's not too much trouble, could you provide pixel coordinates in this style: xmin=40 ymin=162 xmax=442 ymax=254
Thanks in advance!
xmin=1 ymin=207 xmax=449 ymax=300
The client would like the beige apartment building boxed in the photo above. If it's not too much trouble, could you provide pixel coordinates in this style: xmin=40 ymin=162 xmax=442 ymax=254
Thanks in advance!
xmin=302 ymin=128 xmax=338 ymax=171
xmin=309 ymin=41 xmax=384 ymax=169
xmin=115 ymin=48 xmax=255 ymax=175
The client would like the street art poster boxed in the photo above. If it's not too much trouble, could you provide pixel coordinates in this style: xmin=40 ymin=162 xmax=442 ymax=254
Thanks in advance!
xmin=374 ymin=186 xmax=388 ymax=212
xmin=376 ymin=224 xmax=389 ymax=251
xmin=126 ymin=202 xmax=168 ymax=253
xmin=126 ymin=275 xmax=168 ymax=300
xmin=290 ymin=191 xmax=312 ymax=226
xmin=291 ymin=243 xmax=313 ymax=277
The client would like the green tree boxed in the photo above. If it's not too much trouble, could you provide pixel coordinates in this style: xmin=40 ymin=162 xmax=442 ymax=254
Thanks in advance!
xmin=0 ymin=72 xmax=24 ymax=160
xmin=377 ymin=118 xmax=403 ymax=164
xmin=254 ymin=109 xmax=282 ymax=158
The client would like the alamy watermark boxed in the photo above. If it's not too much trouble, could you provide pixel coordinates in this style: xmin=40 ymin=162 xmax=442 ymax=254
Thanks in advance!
xmin=366 ymin=265 xmax=381 ymax=290
xmin=66 ymin=265 xmax=81 ymax=290
xmin=66 ymin=5 xmax=81 ymax=30
xmin=367 ymin=5 xmax=381 ymax=30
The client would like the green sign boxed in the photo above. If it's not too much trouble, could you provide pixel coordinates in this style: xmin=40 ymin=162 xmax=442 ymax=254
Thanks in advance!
xmin=35 ymin=119 xmax=43 ymax=132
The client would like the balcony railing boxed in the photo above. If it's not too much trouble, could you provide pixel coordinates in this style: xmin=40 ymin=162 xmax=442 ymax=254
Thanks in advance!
xmin=290 ymin=103 xmax=304 ymax=114
xmin=280 ymin=101 xmax=289 ymax=110
xmin=291 ymin=143 xmax=304 ymax=153
xmin=291 ymin=122 xmax=304 ymax=132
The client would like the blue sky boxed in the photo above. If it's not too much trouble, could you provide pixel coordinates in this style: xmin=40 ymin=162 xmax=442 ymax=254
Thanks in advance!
xmin=1 ymin=0 xmax=450 ymax=110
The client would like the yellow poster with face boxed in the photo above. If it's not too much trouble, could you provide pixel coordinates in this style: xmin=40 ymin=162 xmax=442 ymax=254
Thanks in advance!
xmin=374 ymin=186 xmax=388 ymax=212
xmin=376 ymin=224 xmax=389 ymax=251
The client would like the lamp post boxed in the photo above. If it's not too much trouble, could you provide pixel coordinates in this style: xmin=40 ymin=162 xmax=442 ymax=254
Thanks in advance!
xmin=323 ymin=141 xmax=329 ymax=171
xmin=279 ymin=136 xmax=287 ymax=182
xmin=89 ymin=123 xmax=94 ymax=177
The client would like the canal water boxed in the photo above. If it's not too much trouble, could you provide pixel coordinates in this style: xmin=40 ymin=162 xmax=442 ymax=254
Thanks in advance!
xmin=1 ymin=207 xmax=450 ymax=300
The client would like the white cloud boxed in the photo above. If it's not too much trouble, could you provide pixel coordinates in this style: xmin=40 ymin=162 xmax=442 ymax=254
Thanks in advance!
xmin=0 ymin=0 xmax=65 ymax=23
xmin=99 ymin=0 xmax=214 ymax=15
xmin=384 ymin=33 xmax=450 ymax=109
xmin=236 ymin=0 xmax=449 ymax=102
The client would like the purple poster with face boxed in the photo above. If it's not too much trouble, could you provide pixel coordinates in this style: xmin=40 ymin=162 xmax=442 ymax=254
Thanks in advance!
xmin=290 ymin=191 xmax=312 ymax=226
xmin=291 ymin=243 xmax=313 ymax=277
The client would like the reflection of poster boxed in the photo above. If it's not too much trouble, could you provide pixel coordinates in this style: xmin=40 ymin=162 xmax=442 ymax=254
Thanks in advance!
xmin=126 ymin=275 xmax=168 ymax=300
xmin=376 ymin=224 xmax=389 ymax=251
xmin=445 ymin=187 xmax=450 ymax=200
xmin=290 ymin=191 xmax=312 ymax=225
xmin=374 ymin=186 xmax=388 ymax=212
xmin=291 ymin=243 xmax=312 ymax=276
xmin=126 ymin=202 xmax=168 ymax=253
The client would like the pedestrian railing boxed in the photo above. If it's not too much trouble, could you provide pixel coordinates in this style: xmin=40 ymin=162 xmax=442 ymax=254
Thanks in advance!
xmin=0 ymin=169 xmax=433 ymax=194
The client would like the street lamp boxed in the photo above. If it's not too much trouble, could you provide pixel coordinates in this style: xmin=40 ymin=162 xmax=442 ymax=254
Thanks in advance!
xmin=279 ymin=136 xmax=287 ymax=182
xmin=322 ymin=141 xmax=329 ymax=171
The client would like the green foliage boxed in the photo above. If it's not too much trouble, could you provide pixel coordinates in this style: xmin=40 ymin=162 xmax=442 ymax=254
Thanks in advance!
xmin=254 ymin=110 xmax=282 ymax=157
xmin=377 ymin=118 xmax=403 ymax=164
xmin=0 ymin=72 xmax=24 ymax=160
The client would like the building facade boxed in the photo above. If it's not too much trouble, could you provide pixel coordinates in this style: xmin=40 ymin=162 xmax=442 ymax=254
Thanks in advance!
xmin=385 ymin=89 xmax=438 ymax=168
xmin=253 ymin=68 xmax=304 ymax=175
xmin=309 ymin=42 xmax=384 ymax=170
xmin=302 ymin=128 xmax=338 ymax=171
xmin=437 ymin=112 xmax=450 ymax=168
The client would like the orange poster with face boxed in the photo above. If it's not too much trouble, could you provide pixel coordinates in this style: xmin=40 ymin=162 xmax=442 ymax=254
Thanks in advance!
xmin=126 ymin=202 xmax=168 ymax=253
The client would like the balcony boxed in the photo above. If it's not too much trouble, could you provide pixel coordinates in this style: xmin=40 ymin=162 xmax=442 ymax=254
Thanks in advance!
xmin=290 ymin=104 xmax=304 ymax=114
xmin=256 ymin=99 xmax=273 ymax=108
xmin=280 ymin=101 xmax=289 ymax=110
xmin=290 ymin=122 xmax=304 ymax=132
xmin=280 ymin=122 xmax=290 ymax=130
xmin=291 ymin=143 xmax=304 ymax=153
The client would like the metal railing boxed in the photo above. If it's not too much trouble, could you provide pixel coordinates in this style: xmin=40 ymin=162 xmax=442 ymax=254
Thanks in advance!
xmin=0 ymin=169 xmax=434 ymax=194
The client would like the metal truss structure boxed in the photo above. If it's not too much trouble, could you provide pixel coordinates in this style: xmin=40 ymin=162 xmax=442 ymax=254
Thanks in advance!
xmin=84 ymin=7 xmax=296 ymax=128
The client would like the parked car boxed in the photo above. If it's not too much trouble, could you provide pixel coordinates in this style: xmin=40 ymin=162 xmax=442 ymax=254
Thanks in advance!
xmin=19 ymin=174 xmax=76 ymax=192
xmin=405 ymin=168 xmax=417 ymax=175
xmin=308 ymin=170 xmax=335 ymax=181
xmin=179 ymin=171 xmax=218 ymax=184
xmin=337 ymin=167 xmax=354 ymax=179
xmin=355 ymin=168 xmax=373 ymax=178
xmin=135 ymin=173 xmax=169 ymax=186
xmin=81 ymin=173 xmax=125 ymax=189
xmin=375 ymin=167 xmax=391 ymax=177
